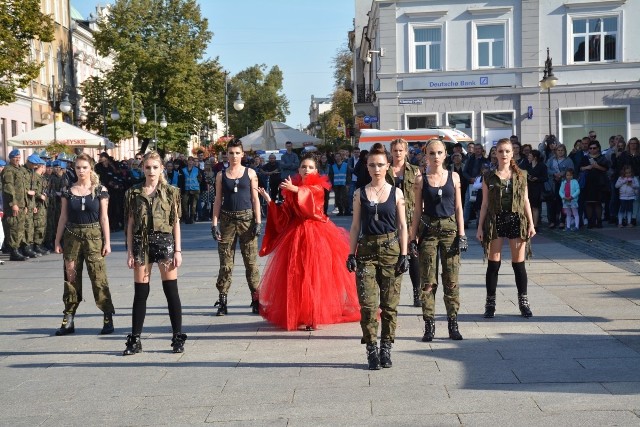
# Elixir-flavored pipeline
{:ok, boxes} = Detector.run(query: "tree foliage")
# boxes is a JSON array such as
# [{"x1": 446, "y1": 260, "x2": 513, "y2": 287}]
[
  {"x1": 83, "y1": 0, "x2": 214, "y2": 153},
  {"x1": 0, "y1": 0, "x2": 54, "y2": 105},
  {"x1": 332, "y1": 44, "x2": 352, "y2": 90},
  {"x1": 328, "y1": 43, "x2": 354, "y2": 143},
  {"x1": 228, "y1": 64, "x2": 290, "y2": 138}
]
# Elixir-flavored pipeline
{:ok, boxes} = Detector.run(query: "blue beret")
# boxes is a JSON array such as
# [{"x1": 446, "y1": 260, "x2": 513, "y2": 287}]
[
  {"x1": 58, "y1": 161, "x2": 67, "y2": 169},
  {"x1": 52, "y1": 160, "x2": 60, "y2": 167},
  {"x1": 27, "y1": 154, "x2": 43, "y2": 164},
  {"x1": 46, "y1": 161, "x2": 52, "y2": 167},
  {"x1": 0, "y1": 159, "x2": 6, "y2": 167},
  {"x1": 9, "y1": 149, "x2": 20, "y2": 159}
]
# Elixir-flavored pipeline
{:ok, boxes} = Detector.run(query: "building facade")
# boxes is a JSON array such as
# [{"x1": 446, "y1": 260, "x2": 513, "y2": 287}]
[{"x1": 354, "y1": 0, "x2": 640, "y2": 148}]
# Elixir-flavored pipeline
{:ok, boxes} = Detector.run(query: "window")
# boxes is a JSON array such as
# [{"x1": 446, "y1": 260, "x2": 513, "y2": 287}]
[
  {"x1": 411, "y1": 26, "x2": 442, "y2": 71},
  {"x1": 475, "y1": 23, "x2": 505, "y2": 68},
  {"x1": 571, "y1": 16, "x2": 618, "y2": 63},
  {"x1": 1, "y1": 118, "x2": 6, "y2": 145},
  {"x1": 447, "y1": 112, "x2": 474, "y2": 139},
  {"x1": 406, "y1": 114, "x2": 438, "y2": 129},
  {"x1": 561, "y1": 107, "x2": 626, "y2": 145},
  {"x1": 11, "y1": 120, "x2": 18, "y2": 137}
]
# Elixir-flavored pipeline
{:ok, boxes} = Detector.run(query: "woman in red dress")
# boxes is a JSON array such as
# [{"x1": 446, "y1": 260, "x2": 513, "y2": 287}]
[{"x1": 257, "y1": 154, "x2": 360, "y2": 331}]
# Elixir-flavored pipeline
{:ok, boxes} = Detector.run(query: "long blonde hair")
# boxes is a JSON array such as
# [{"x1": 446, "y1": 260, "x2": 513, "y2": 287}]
[{"x1": 143, "y1": 151, "x2": 167, "y2": 185}]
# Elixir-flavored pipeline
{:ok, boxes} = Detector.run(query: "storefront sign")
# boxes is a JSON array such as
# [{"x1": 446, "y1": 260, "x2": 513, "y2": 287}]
[
  {"x1": 399, "y1": 98, "x2": 423, "y2": 105},
  {"x1": 402, "y1": 73, "x2": 516, "y2": 91}
]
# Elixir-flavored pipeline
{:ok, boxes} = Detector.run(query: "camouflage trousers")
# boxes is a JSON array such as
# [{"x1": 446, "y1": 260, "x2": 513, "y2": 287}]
[
  {"x1": 355, "y1": 232, "x2": 402, "y2": 344},
  {"x1": 2, "y1": 207, "x2": 26, "y2": 249},
  {"x1": 61, "y1": 223, "x2": 114, "y2": 315},
  {"x1": 418, "y1": 215, "x2": 461, "y2": 320},
  {"x1": 24, "y1": 204, "x2": 35, "y2": 245},
  {"x1": 215, "y1": 209, "x2": 260, "y2": 294},
  {"x1": 32, "y1": 204, "x2": 47, "y2": 245}
]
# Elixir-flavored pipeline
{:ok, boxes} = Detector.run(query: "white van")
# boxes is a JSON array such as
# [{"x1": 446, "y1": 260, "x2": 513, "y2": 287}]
[{"x1": 358, "y1": 128, "x2": 473, "y2": 153}]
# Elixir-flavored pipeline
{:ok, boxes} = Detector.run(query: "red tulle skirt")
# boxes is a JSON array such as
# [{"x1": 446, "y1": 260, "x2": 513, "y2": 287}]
[{"x1": 259, "y1": 219, "x2": 361, "y2": 331}]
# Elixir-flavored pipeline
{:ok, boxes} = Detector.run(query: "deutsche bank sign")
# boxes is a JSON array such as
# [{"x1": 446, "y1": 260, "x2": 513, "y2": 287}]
[{"x1": 402, "y1": 74, "x2": 516, "y2": 91}]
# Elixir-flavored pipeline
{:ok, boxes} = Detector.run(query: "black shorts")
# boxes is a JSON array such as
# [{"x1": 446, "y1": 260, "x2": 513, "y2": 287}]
[
  {"x1": 496, "y1": 212, "x2": 521, "y2": 239},
  {"x1": 133, "y1": 232, "x2": 175, "y2": 264}
]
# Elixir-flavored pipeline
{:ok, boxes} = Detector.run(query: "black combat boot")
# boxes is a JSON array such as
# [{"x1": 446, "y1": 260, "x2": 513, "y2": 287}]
[
  {"x1": 250, "y1": 291, "x2": 259, "y2": 314},
  {"x1": 379, "y1": 341, "x2": 393, "y2": 368},
  {"x1": 422, "y1": 318, "x2": 435, "y2": 342},
  {"x1": 55, "y1": 313, "x2": 75, "y2": 336},
  {"x1": 448, "y1": 316, "x2": 463, "y2": 340},
  {"x1": 365, "y1": 343, "x2": 381, "y2": 370},
  {"x1": 34, "y1": 244, "x2": 49, "y2": 255},
  {"x1": 518, "y1": 294, "x2": 533, "y2": 318},
  {"x1": 215, "y1": 293, "x2": 228, "y2": 316},
  {"x1": 100, "y1": 313, "x2": 114, "y2": 335},
  {"x1": 171, "y1": 333, "x2": 188, "y2": 353},
  {"x1": 22, "y1": 244, "x2": 40, "y2": 258},
  {"x1": 412, "y1": 284, "x2": 421, "y2": 307},
  {"x1": 9, "y1": 248, "x2": 27, "y2": 261},
  {"x1": 123, "y1": 334, "x2": 142, "y2": 356},
  {"x1": 484, "y1": 296, "x2": 496, "y2": 318}
]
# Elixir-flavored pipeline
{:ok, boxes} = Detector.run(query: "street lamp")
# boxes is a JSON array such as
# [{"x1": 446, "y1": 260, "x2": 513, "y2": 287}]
[
  {"x1": 131, "y1": 96, "x2": 147, "y2": 150},
  {"x1": 540, "y1": 47, "x2": 559, "y2": 138},
  {"x1": 224, "y1": 72, "x2": 245, "y2": 136},
  {"x1": 151, "y1": 105, "x2": 168, "y2": 151}
]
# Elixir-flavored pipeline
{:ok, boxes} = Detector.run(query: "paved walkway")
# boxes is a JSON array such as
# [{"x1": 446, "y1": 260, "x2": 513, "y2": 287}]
[{"x1": 0, "y1": 218, "x2": 639, "y2": 426}]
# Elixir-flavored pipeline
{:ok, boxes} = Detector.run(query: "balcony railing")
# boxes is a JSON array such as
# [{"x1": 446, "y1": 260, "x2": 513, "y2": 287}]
[{"x1": 356, "y1": 84, "x2": 375, "y2": 103}]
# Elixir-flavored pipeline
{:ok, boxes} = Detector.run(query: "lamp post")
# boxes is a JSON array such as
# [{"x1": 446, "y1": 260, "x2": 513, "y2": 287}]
[
  {"x1": 152, "y1": 104, "x2": 168, "y2": 151},
  {"x1": 224, "y1": 72, "x2": 245, "y2": 137},
  {"x1": 539, "y1": 47, "x2": 559, "y2": 138},
  {"x1": 131, "y1": 96, "x2": 147, "y2": 151}
]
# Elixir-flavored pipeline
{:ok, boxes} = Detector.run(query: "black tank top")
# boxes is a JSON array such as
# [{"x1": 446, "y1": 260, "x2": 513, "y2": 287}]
[
  {"x1": 361, "y1": 185, "x2": 397, "y2": 235},
  {"x1": 221, "y1": 168, "x2": 252, "y2": 211},
  {"x1": 63, "y1": 187, "x2": 109, "y2": 224},
  {"x1": 423, "y1": 171, "x2": 455, "y2": 218}
]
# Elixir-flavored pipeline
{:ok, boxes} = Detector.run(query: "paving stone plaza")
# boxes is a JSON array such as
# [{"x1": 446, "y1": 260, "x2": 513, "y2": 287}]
[{"x1": 1, "y1": 219, "x2": 639, "y2": 426}]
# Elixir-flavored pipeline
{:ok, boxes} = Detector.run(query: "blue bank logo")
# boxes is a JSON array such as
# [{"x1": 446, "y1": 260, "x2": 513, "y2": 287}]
[{"x1": 480, "y1": 77, "x2": 489, "y2": 86}]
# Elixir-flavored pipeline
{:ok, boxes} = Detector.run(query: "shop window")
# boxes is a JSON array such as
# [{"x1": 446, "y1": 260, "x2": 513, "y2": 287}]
[
  {"x1": 481, "y1": 111, "x2": 514, "y2": 149},
  {"x1": 561, "y1": 108, "x2": 626, "y2": 145},
  {"x1": 406, "y1": 114, "x2": 438, "y2": 129},
  {"x1": 447, "y1": 112, "x2": 474, "y2": 139}
]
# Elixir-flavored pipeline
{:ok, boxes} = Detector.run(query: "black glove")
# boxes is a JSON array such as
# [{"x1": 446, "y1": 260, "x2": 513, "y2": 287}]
[
  {"x1": 211, "y1": 225, "x2": 221, "y2": 241},
  {"x1": 409, "y1": 241, "x2": 419, "y2": 258},
  {"x1": 454, "y1": 235, "x2": 468, "y2": 254},
  {"x1": 251, "y1": 222, "x2": 262, "y2": 238},
  {"x1": 346, "y1": 254, "x2": 357, "y2": 273},
  {"x1": 395, "y1": 255, "x2": 410, "y2": 275}
]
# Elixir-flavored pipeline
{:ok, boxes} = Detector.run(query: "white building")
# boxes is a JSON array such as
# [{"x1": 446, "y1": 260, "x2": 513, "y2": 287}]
[{"x1": 354, "y1": 0, "x2": 640, "y2": 148}]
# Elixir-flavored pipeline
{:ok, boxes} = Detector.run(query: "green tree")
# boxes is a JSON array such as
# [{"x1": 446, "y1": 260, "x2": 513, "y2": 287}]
[
  {"x1": 330, "y1": 44, "x2": 354, "y2": 143},
  {"x1": 0, "y1": 0, "x2": 54, "y2": 105},
  {"x1": 228, "y1": 64, "x2": 289, "y2": 138},
  {"x1": 83, "y1": 0, "x2": 213, "y2": 153},
  {"x1": 332, "y1": 44, "x2": 352, "y2": 89}
]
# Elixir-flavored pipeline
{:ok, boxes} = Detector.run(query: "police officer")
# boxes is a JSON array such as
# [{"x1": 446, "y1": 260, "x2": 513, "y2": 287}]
[
  {"x1": 347, "y1": 143, "x2": 408, "y2": 370},
  {"x1": 54, "y1": 153, "x2": 115, "y2": 336},
  {"x1": 410, "y1": 139, "x2": 467, "y2": 342},
  {"x1": 386, "y1": 138, "x2": 422, "y2": 307},
  {"x1": 2, "y1": 150, "x2": 31, "y2": 261},
  {"x1": 211, "y1": 140, "x2": 261, "y2": 316}
]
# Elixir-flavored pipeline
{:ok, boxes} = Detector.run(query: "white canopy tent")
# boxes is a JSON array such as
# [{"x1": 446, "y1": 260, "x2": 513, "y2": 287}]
[
  {"x1": 8, "y1": 121, "x2": 112, "y2": 149},
  {"x1": 240, "y1": 120, "x2": 321, "y2": 151}
]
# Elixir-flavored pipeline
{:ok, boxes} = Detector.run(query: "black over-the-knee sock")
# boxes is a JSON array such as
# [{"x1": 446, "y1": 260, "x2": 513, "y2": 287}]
[
  {"x1": 132, "y1": 282, "x2": 150, "y2": 336},
  {"x1": 512, "y1": 261, "x2": 528, "y2": 295},
  {"x1": 486, "y1": 260, "x2": 501, "y2": 296},
  {"x1": 162, "y1": 279, "x2": 182, "y2": 333}
]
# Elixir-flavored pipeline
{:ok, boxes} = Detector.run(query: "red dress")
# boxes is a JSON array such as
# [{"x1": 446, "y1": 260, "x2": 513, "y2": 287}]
[{"x1": 259, "y1": 173, "x2": 360, "y2": 330}]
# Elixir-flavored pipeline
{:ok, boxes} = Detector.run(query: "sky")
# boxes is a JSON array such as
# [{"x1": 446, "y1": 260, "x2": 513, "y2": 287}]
[{"x1": 72, "y1": 1, "x2": 355, "y2": 133}]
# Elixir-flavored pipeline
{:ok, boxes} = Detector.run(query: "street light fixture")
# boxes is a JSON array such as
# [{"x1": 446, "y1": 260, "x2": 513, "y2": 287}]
[
  {"x1": 224, "y1": 72, "x2": 246, "y2": 136},
  {"x1": 60, "y1": 94, "x2": 72, "y2": 114},
  {"x1": 540, "y1": 47, "x2": 559, "y2": 137}
]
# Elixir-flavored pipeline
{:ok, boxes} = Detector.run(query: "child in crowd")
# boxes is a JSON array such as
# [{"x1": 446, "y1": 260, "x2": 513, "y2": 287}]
[
  {"x1": 615, "y1": 165, "x2": 639, "y2": 227},
  {"x1": 559, "y1": 168, "x2": 580, "y2": 231}
]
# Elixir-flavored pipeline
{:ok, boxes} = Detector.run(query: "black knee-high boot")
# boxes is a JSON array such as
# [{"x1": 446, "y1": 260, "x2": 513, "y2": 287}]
[
  {"x1": 484, "y1": 260, "x2": 501, "y2": 318},
  {"x1": 162, "y1": 279, "x2": 182, "y2": 334},
  {"x1": 512, "y1": 262, "x2": 532, "y2": 317}
]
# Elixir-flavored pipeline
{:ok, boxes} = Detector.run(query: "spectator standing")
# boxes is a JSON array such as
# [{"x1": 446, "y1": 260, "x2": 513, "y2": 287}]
[
  {"x1": 279, "y1": 141, "x2": 299, "y2": 199},
  {"x1": 462, "y1": 144, "x2": 486, "y2": 227},
  {"x1": 329, "y1": 152, "x2": 349, "y2": 216},
  {"x1": 579, "y1": 140, "x2": 610, "y2": 228}
]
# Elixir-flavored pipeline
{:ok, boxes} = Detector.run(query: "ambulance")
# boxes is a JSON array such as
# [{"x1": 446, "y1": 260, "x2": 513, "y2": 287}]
[{"x1": 357, "y1": 128, "x2": 473, "y2": 153}]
